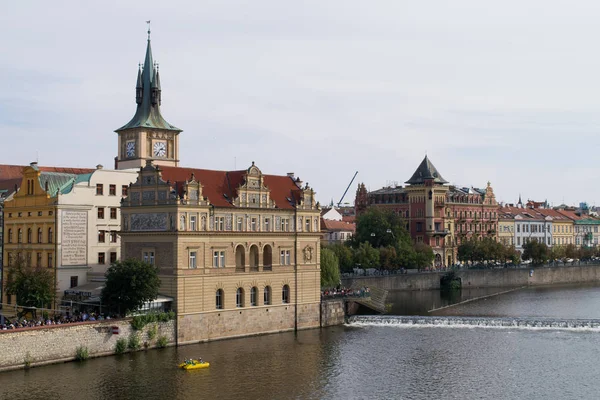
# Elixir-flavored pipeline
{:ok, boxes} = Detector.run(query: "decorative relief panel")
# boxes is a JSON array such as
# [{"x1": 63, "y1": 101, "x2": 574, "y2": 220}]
[
  {"x1": 225, "y1": 215, "x2": 232, "y2": 231},
  {"x1": 158, "y1": 191, "x2": 167, "y2": 201},
  {"x1": 275, "y1": 216, "x2": 281, "y2": 231},
  {"x1": 130, "y1": 213, "x2": 168, "y2": 231},
  {"x1": 142, "y1": 191, "x2": 155, "y2": 201},
  {"x1": 144, "y1": 176, "x2": 156, "y2": 185},
  {"x1": 250, "y1": 194, "x2": 259, "y2": 205},
  {"x1": 131, "y1": 192, "x2": 140, "y2": 202},
  {"x1": 201, "y1": 215, "x2": 207, "y2": 230},
  {"x1": 189, "y1": 189, "x2": 198, "y2": 200},
  {"x1": 209, "y1": 216, "x2": 214, "y2": 230},
  {"x1": 261, "y1": 194, "x2": 267, "y2": 204},
  {"x1": 242, "y1": 194, "x2": 247, "y2": 203},
  {"x1": 298, "y1": 217, "x2": 303, "y2": 232}
]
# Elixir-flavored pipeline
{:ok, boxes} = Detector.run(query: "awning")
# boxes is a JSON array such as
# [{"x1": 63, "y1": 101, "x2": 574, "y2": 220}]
[{"x1": 64, "y1": 282, "x2": 105, "y2": 298}]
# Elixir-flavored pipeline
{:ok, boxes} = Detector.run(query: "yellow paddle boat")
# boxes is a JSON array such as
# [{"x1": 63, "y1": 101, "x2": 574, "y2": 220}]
[{"x1": 178, "y1": 359, "x2": 210, "y2": 370}]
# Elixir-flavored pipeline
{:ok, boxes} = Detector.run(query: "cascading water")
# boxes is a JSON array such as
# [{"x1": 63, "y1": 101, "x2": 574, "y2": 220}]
[{"x1": 348, "y1": 315, "x2": 600, "y2": 331}]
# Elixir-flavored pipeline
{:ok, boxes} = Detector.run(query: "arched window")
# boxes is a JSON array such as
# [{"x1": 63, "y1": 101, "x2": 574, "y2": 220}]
[
  {"x1": 263, "y1": 245, "x2": 272, "y2": 268},
  {"x1": 249, "y1": 245, "x2": 259, "y2": 271},
  {"x1": 250, "y1": 287, "x2": 258, "y2": 306},
  {"x1": 282, "y1": 285, "x2": 290, "y2": 304},
  {"x1": 216, "y1": 289, "x2": 224, "y2": 310},
  {"x1": 8, "y1": 229, "x2": 12, "y2": 243},
  {"x1": 37, "y1": 228, "x2": 42, "y2": 243},
  {"x1": 48, "y1": 227, "x2": 53, "y2": 243},
  {"x1": 264, "y1": 286, "x2": 271, "y2": 305},
  {"x1": 27, "y1": 228, "x2": 32, "y2": 243},
  {"x1": 236, "y1": 288, "x2": 244, "y2": 308},
  {"x1": 18, "y1": 229, "x2": 22, "y2": 243},
  {"x1": 235, "y1": 245, "x2": 245, "y2": 272}
]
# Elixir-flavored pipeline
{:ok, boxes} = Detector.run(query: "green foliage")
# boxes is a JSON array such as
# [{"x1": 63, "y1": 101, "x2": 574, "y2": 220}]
[
  {"x1": 379, "y1": 246, "x2": 397, "y2": 270},
  {"x1": 353, "y1": 208, "x2": 411, "y2": 249},
  {"x1": 440, "y1": 271, "x2": 462, "y2": 292},
  {"x1": 550, "y1": 245, "x2": 566, "y2": 261},
  {"x1": 5, "y1": 256, "x2": 55, "y2": 311},
  {"x1": 75, "y1": 346, "x2": 89, "y2": 361},
  {"x1": 157, "y1": 335, "x2": 168, "y2": 348},
  {"x1": 565, "y1": 244, "x2": 578, "y2": 259},
  {"x1": 128, "y1": 334, "x2": 141, "y2": 351},
  {"x1": 413, "y1": 243, "x2": 435, "y2": 269},
  {"x1": 101, "y1": 259, "x2": 161, "y2": 317},
  {"x1": 147, "y1": 324, "x2": 158, "y2": 341},
  {"x1": 353, "y1": 242, "x2": 380, "y2": 269},
  {"x1": 327, "y1": 243, "x2": 354, "y2": 273},
  {"x1": 320, "y1": 248, "x2": 341, "y2": 288},
  {"x1": 522, "y1": 239, "x2": 549, "y2": 265},
  {"x1": 131, "y1": 311, "x2": 175, "y2": 330},
  {"x1": 115, "y1": 338, "x2": 127, "y2": 354},
  {"x1": 458, "y1": 239, "x2": 521, "y2": 265}
]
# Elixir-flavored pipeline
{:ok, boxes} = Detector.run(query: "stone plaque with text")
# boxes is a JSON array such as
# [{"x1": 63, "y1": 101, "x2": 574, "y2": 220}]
[{"x1": 61, "y1": 210, "x2": 88, "y2": 266}]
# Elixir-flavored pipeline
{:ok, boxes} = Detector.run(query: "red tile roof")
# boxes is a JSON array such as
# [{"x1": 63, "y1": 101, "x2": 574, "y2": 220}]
[
  {"x1": 321, "y1": 218, "x2": 356, "y2": 233},
  {"x1": 0, "y1": 164, "x2": 94, "y2": 180},
  {"x1": 158, "y1": 166, "x2": 302, "y2": 209}
]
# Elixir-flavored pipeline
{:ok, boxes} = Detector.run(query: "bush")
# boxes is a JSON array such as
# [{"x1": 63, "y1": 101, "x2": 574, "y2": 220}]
[
  {"x1": 24, "y1": 352, "x2": 32, "y2": 369},
  {"x1": 157, "y1": 335, "x2": 168, "y2": 348},
  {"x1": 75, "y1": 346, "x2": 89, "y2": 361},
  {"x1": 131, "y1": 311, "x2": 175, "y2": 330},
  {"x1": 147, "y1": 324, "x2": 158, "y2": 341},
  {"x1": 128, "y1": 334, "x2": 141, "y2": 351},
  {"x1": 115, "y1": 338, "x2": 127, "y2": 354}
]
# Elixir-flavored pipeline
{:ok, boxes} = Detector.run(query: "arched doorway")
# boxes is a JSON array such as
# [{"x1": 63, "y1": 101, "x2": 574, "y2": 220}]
[
  {"x1": 249, "y1": 245, "x2": 259, "y2": 271},
  {"x1": 435, "y1": 253, "x2": 442, "y2": 269},
  {"x1": 235, "y1": 245, "x2": 245, "y2": 272},
  {"x1": 263, "y1": 245, "x2": 272, "y2": 271}
]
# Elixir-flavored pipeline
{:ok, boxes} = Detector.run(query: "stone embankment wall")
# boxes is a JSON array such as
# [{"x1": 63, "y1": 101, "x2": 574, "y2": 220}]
[
  {"x1": 320, "y1": 299, "x2": 345, "y2": 327},
  {"x1": 0, "y1": 319, "x2": 175, "y2": 372},
  {"x1": 342, "y1": 265, "x2": 600, "y2": 291}
]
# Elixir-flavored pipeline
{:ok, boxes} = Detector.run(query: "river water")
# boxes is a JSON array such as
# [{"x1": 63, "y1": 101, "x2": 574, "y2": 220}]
[{"x1": 2, "y1": 284, "x2": 600, "y2": 399}]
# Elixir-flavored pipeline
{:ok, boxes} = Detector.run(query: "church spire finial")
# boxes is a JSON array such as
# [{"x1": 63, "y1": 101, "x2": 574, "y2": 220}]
[{"x1": 146, "y1": 20, "x2": 151, "y2": 40}]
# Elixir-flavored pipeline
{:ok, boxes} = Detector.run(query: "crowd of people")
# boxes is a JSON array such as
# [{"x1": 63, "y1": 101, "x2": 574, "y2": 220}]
[
  {"x1": 0, "y1": 312, "x2": 115, "y2": 330},
  {"x1": 321, "y1": 286, "x2": 370, "y2": 299}
]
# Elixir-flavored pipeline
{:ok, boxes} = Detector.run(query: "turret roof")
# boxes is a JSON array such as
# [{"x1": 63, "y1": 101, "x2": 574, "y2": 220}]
[{"x1": 405, "y1": 156, "x2": 448, "y2": 185}]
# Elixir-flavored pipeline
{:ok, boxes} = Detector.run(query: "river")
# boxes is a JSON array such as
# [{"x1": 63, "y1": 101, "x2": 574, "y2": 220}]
[{"x1": 2, "y1": 284, "x2": 600, "y2": 399}]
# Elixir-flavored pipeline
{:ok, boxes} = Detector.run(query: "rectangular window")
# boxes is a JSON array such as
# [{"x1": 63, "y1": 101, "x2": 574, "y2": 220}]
[
  {"x1": 251, "y1": 217, "x2": 257, "y2": 232},
  {"x1": 265, "y1": 218, "x2": 270, "y2": 231},
  {"x1": 281, "y1": 218, "x2": 289, "y2": 232},
  {"x1": 110, "y1": 231, "x2": 117, "y2": 243},
  {"x1": 435, "y1": 237, "x2": 440, "y2": 246},
  {"x1": 190, "y1": 216, "x2": 197, "y2": 231},
  {"x1": 96, "y1": 184, "x2": 103, "y2": 195},
  {"x1": 143, "y1": 251, "x2": 155, "y2": 265},
  {"x1": 280, "y1": 250, "x2": 291, "y2": 265},
  {"x1": 109, "y1": 184, "x2": 116, "y2": 196},
  {"x1": 517, "y1": 237, "x2": 521, "y2": 246},
  {"x1": 110, "y1": 252, "x2": 117, "y2": 263},
  {"x1": 110, "y1": 208, "x2": 117, "y2": 219},
  {"x1": 517, "y1": 225, "x2": 520, "y2": 233},
  {"x1": 285, "y1": 250, "x2": 291, "y2": 265},
  {"x1": 36, "y1": 252, "x2": 42, "y2": 267},
  {"x1": 305, "y1": 219, "x2": 311, "y2": 232},
  {"x1": 416, "y1": 222, "x2": 422, "y2": 232},
  {"x1": 122, "y1": 185, "x2": 128, "y2": 196},
  {"x1": 98, "y1": 230, "x2": 105, "y2": 243},
  {"x1": 70, "y1": 276, "x2": 78, "y2": 288},
  {"x1": 216, "y1": 217, "x2": 225, "y2": 231},
  {"x1": 98, "y1": 252, "x2": 105, "y2": 264},
  {"x1": 189, "y1": 251, "x2": 197, "y2": 269},
  {"x1": 237, "y1": 217, "x2": 243, "y2": 231},
  {"x1": 213, "y1": 251, "x2": 225, "y2": 267},
  {"x1": 48, "y1": 253, "x2": 53, "y2": 268},
  {"x1": 98, "y1": 207, "x2": 104, "y2": 219}
]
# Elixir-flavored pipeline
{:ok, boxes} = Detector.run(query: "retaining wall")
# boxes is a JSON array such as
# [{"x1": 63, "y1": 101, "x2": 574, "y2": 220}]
[
  {"x1": 0, "y1": 319, "x2": 175, "y2": 372},
  {"x1": 320, "y1": 299, "x2": 345, "y2": 327},
  {"x1": 342, "y1": 264, "x2": 600, "y2": 291}
]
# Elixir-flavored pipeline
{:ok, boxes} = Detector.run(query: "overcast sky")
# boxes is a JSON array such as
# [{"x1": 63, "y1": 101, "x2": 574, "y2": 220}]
[{"x1": 2, "y1": 1, "x2": 600, "y2": 207}]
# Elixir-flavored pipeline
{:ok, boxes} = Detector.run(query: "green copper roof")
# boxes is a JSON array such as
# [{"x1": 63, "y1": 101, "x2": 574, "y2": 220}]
[
  {"x1": 116, "y1": 38, "x2": 181, "y2": 132},
  {"x1": 38, "y1": 172, "x2": 77, "y2": 197},
  {"x1": 406, "y1": 156, "x2": 448, "y2": 185}
]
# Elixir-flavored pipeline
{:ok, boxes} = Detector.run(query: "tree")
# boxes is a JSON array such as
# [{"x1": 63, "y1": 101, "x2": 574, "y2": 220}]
[
  {"x1": 327, "y1": 243, "x2": 354, "y2": 273},
  {"x1": 5, "y1": 256, "x2": 55, "y2": 316},
  {"x1": 550, "y1": 245, "x2": 566, "y2": 261},
  {"x1": 353, "y1": 208, "x2": 411, "y2": 249},
  {"x1": 413, "y1": 243, "x2": 434, "y2": 269},
  {"x1": 379, "y1": 246, "x2": 398, "y2": 270},
  {"x1": 522, "y1": 239, "x2": 549, "y2": 265},
  {"x1": 101, "y1": 259, "x2": 161, "y2": 317},
  {"x1": 353, "y1": 242, "x2": 380, "y2": 269},
  {"x1": 320, "y1": 248, "x2": 340, "y2": 288},
  {"x1": 565, "y1": 244, "x2": 578, "y2": 259}
]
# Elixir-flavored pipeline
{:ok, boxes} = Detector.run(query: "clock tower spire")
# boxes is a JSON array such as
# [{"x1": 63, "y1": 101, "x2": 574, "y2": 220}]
[{"x1": 115, "y1": 26, "x2": 182, "y2": 170}]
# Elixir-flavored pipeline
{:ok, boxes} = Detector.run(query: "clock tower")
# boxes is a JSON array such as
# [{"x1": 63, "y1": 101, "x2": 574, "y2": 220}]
[{"x1": 115, "y1": 28, "x2": 182, "y2": 170}]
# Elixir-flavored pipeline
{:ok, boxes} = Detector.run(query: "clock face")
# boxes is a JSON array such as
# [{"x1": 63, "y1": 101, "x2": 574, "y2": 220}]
[
  {"x1": 126, "y1": 141, "x2": 135, "y2": 158},
  {"x1": 153, "y1": 141, "x2": 167, "y2": 157}
]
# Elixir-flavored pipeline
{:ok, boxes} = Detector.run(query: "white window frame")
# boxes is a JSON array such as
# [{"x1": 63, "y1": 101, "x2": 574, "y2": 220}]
[
  {"x1": 213, "y1": 250, "x2": 225, "y2": 268},
  {"x1": 143, "y1": 250, "x2": 155, "y2": 265},
  {"x1": 189, "y1": 251, "x2": 197, "y2": 269},
  {"x1": 190, "y1": 215, "x2": 197, "y2": 231}
]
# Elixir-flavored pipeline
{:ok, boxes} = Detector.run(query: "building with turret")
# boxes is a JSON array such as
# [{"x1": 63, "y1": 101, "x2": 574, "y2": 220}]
[
  {"x1": 355, "y1": 156, "x2": 499, "y2": 267},
  {"x1": 117, "y1": 32, "x2": 322, "y2": 344}
]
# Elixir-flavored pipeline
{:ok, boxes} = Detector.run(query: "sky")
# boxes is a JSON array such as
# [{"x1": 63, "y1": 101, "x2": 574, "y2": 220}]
[{"x1": 2, "y1": 1, "x2": 600, "y2": 207}]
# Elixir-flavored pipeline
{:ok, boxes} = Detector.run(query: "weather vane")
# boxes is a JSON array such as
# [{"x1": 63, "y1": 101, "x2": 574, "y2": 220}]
[{"x1": 146, "y1": 20, "x2": 151, "y2": 40}]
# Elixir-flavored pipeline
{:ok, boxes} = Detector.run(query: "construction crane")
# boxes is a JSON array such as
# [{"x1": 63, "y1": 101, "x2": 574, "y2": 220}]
[{"x1": 337, "y1": 171, "x2": 359, "y2": 208}]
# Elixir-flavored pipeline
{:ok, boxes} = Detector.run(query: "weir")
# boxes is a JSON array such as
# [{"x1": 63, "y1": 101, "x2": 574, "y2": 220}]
[{"x1": 348, "y1": 315, "x2": 600, "y2": 331}]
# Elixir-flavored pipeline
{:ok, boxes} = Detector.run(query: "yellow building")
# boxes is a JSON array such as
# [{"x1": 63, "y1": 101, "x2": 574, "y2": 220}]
[
  {"x1": 498, "y1": 215, "x2": 515, "y2": 247},
  {"x1": 2, "y1": 164, "x2": 82, "y2": 307},
  {"x1": 537, "y1": 209, "x2": 574, "y2": 247},
  {"x1": 117, "y1": 34, "x2": 322, "y2": 344}
]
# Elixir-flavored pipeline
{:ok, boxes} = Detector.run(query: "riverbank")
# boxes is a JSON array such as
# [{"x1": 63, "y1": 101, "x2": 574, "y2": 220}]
[{"x1": 342, "y1": 264, "x2": 600, "y2": 291}]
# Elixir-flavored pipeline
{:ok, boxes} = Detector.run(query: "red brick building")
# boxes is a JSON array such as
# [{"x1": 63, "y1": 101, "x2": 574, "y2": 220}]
[{"x1": 355, "y1": 156, "x2": 499, "y2": 267}]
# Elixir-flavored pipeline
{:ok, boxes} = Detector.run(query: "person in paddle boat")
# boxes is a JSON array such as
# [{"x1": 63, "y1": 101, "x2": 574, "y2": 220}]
[{"x1": 199, "y1": 357, "x2": 203, "y2": 364}]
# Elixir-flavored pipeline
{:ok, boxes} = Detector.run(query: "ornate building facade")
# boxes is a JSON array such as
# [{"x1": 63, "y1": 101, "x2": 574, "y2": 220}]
[
  {"x1": 355, "y1": 156, "x2": 499, "y2": 267},
  {"x1": 118, "y1": 34, "x2": 322, "y2": 343}
]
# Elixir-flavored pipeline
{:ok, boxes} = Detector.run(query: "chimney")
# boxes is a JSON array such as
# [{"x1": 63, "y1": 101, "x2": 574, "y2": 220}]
[
  {"x1": 30, "y1": 161, "x2": 38, "y2": 167},
  {"x1": 96, "y1": 164, "x2": 103, "y2": 170},
  {"x1": 287, "y1": 172, "x2": 295, "y2": 179}
]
